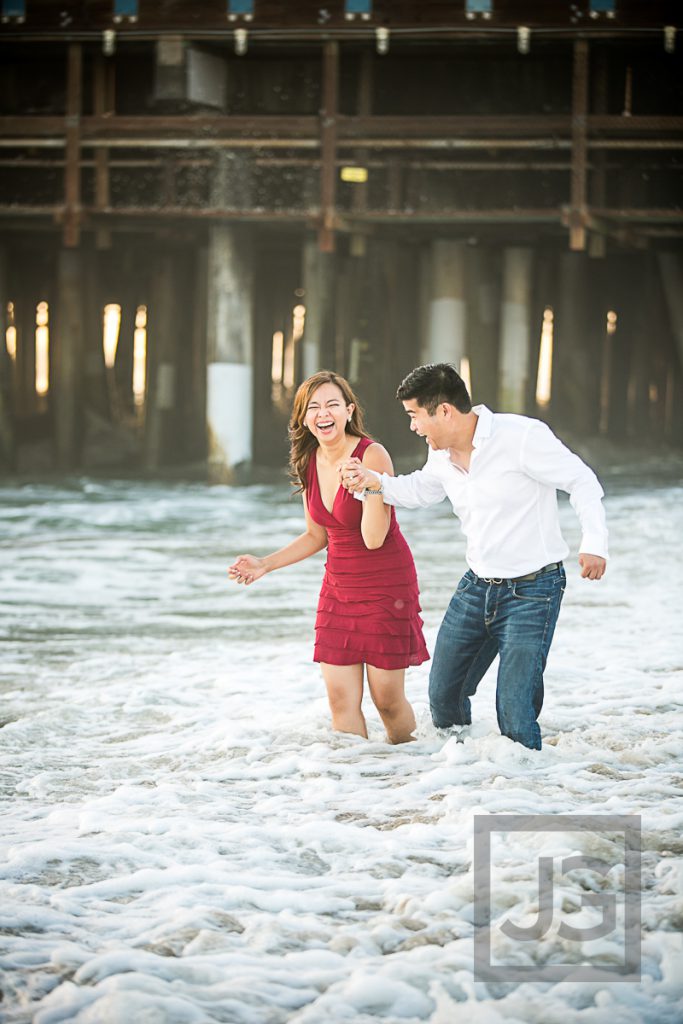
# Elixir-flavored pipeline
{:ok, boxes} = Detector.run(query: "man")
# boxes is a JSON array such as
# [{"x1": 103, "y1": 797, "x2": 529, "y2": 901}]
[{"x1": 341, "y1": 363, "x2": 607, "y2": 751}]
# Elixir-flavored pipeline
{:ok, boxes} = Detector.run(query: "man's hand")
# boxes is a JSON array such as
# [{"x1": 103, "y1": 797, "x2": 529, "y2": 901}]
[
  {"x1": 578, "y1": 553, "x2": 606, "y2": 580},
  {"x1": 340, "y1": 457, "x2": 380, "y2": 493}
]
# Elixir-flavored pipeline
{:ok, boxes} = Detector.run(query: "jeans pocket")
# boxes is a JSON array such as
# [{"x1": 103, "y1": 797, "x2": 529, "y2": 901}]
[
  {"x1": 511, "y1": 580, "x2": 553, "y2": 602},
  {"x1": 456, "y1": 575, "x2": 475, "y2": 595}
]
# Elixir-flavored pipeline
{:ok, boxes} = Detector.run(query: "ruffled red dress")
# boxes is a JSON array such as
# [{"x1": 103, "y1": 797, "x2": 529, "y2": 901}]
[{"x1": 306, "y1": 437, "x2": 430, "y2": 670}]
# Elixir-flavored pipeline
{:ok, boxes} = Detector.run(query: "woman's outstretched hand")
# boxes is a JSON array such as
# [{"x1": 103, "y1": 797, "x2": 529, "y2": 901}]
[{"x1": 228, "y1": 554, "x2": 267, "y2": 586}]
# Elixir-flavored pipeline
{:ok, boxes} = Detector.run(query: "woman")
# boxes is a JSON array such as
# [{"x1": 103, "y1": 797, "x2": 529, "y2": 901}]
[{"x1": 229, "y1": 371, "x2": 428, "y2": 744}]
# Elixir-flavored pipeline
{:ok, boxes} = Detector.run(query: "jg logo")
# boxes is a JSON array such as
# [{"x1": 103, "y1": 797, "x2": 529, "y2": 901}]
[{"x1": 473, "y1": 814, "x2": 641, "y2": 982}]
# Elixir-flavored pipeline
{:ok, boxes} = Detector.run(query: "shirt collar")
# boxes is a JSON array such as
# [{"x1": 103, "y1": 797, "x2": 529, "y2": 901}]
[{"x1": 471, "y1": 405, "x2": 493, "y2": 448}]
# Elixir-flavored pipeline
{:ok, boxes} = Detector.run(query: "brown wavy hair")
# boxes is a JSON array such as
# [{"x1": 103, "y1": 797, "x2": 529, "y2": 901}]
[{"x1": 289, "y1": 371, "x2": 370, "y2": 493}]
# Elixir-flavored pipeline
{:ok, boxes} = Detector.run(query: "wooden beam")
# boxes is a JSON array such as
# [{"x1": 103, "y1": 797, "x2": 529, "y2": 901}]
[
  {"x1": 569, "y1": 40, "x2": 589, "y2": 251},
  {"x1": 319, "y1": 41, "x2": 339, "y2": 253},
  {"x1": 64, "y1": 43, "x2": 82, "y2": 247},
  {"x1": 351, "y1": 51, "x2": 373, "y2": 215},
  {"x1": 93, "y1": 55, "x2": 115, "y2": 248},
  {"x1": 55, "y1": 248, "x2": 84, "y2": 466},
  {"x1": 0, "y1": 2, "x2": 679, "y2": 38},
  {"x1": 0, "y1": 247, "x2": 16, "y2": 470},
  {"x1": 1, "y1": 113, "x2": 682, "y2": 146},
  {"x1": 589, "y1": 49, "x2": 609, "y2": 258}
]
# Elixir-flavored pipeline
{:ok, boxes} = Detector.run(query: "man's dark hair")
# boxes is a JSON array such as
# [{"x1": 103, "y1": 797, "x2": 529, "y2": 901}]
[{"x1": 396, "y1": 363, "x2": 472, "y2": 415}]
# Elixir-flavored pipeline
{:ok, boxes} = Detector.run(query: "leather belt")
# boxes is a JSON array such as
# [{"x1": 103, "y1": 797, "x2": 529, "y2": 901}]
[{"x1": 481, "y1": 561, "x2": 562, "y2": 585}]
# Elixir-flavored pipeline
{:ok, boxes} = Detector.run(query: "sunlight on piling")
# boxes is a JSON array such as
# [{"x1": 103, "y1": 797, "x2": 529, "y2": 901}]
[
  {"x1": 271, "y1": 330, "x2": 284, "y2": 385},
  {"x1": 5, "y1": 301, "x2": 16, "y2": 361},
  {"x1": 460, "y1": 356, "x2": 472, "y2": 396},
  {"x1": 600, "y1": 309, "x2": 618, "y2": 433},
  {"x1": 283, "y1": 304, "x2": 305, "y2": 390},
  {"x1": 133, "y1": 305, "x2": 147, "y2": 407},
  {"x1": 103, "y1": 304, "x2": 121, "y2": 369},
  {"x1": 292, "y1": 304, "x2": 306, "y2": 342},
  {"x1": 536, "y1": 306, "x2": 554, "y2": 407},
  {"x1": 35, "y1": 301, "x2": 49, "y2": 397}
]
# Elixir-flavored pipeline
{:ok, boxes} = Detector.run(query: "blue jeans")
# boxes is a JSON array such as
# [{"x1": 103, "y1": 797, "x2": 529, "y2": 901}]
[{"x1": 428, "y1": 566, "x2": 566, "y2": 750}]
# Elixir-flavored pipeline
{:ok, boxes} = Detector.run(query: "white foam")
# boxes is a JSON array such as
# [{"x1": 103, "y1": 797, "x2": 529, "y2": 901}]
[{"x1": 1, "y1": 476, "x2": 682, "y2": 1022}]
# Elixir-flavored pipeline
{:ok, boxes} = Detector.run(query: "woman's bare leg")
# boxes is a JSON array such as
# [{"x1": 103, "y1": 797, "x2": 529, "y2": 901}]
[
  {"x1": 367, "y1": 666, "x2": 416, "y2": 744},
  {"x1": 321, "y1": 662, "x2": 367, "y2": 738}
]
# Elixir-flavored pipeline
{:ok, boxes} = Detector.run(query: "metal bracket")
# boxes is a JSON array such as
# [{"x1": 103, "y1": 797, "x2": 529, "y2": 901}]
[
  {"x1": 345, "y1": 0, "x2": 372, "y2": 20},
  {"x1": 465, "y1": 0, "x2": 493, "y2": 20},
  {"x1": 113, "y1": 0, "x2": 138, "y2": 24},
  {"x1": 227, "y1": 0, "x2": 254, "y2": 21},
  {"x1": 1, "y1": 0, "x2": 26, "y2": 23},
  {"x1": 589, "y1": 0, "x2": 616, "y2": 19}
]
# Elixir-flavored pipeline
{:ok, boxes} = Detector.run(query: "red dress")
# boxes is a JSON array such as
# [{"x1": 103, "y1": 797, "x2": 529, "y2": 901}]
[{"x1": 306, "y1": 437, "x2": 430, "y2": 670}]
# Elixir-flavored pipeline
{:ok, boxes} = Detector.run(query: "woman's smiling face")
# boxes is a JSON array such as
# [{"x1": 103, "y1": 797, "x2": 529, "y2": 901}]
[{"x1": 305, "y1": 382, "x2": 354, "y2": 444}]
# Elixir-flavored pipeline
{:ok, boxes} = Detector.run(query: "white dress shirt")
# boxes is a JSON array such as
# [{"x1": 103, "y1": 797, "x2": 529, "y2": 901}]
[{"x1": 367, "y1": 405, "x2": 608, "y2": 579}]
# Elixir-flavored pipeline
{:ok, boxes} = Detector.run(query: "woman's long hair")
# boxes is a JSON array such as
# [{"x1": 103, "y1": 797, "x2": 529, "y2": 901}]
[{"x1": 289, "y1": 371, "x2": 369, "y2": 493}]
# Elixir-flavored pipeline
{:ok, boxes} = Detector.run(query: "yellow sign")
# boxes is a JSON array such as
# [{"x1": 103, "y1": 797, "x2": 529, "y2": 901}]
[{"x1": 340, "y1": 166, "x2": 368, "y2": 183}]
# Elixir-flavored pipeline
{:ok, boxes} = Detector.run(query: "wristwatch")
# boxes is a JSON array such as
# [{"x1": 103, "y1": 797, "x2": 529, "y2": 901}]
[{"x1": 365, "y1": 485, "x2": 384, "y2": 495}]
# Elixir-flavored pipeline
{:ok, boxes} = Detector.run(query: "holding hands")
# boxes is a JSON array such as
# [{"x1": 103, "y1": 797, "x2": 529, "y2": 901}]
[{"x1": 339, "y1": 457, "x2": 380, "y2": 493}]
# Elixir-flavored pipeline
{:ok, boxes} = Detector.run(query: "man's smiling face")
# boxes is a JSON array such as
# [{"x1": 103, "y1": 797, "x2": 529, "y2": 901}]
[{"x1": 402, "y1": 398, "x2": 453, "y2": 450}]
